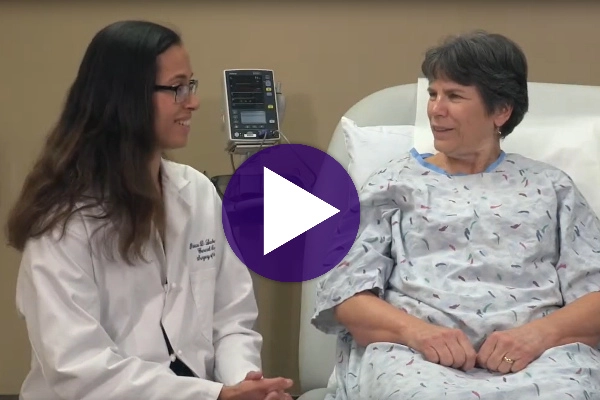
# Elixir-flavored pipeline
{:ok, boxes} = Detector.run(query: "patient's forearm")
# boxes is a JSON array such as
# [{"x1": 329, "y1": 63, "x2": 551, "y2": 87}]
[
  {"x1": 535, "y1": 292, "x2": 600, "y2": 349},
  {"x1": 555, "y1": 335, "x2": 600, "y2": 348},
  {"x1": 334, "y1": 291, "x2": 424, "y2": 347}
]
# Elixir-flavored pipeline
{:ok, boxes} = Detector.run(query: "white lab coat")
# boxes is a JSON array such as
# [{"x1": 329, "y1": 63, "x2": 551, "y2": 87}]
[{"x1": 15, "y1": 159, "x2": 262, "y2": 400}]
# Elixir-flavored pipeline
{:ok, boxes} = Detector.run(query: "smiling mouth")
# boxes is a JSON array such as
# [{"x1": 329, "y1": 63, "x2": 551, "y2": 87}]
[{"x1": 176, "y1": 120, "x2": 190, "y2": 127}]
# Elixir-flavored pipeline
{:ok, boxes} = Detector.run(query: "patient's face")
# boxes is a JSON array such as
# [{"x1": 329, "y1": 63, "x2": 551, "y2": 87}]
[{"x1": 426, "y1": 78, "x2": 507, "y2": 157}]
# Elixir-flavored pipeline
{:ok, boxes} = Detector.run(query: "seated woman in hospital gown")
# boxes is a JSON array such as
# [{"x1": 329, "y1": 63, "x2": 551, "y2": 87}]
[{"x1": 312, "y1": 31, "x2": 600, "y2": 400}]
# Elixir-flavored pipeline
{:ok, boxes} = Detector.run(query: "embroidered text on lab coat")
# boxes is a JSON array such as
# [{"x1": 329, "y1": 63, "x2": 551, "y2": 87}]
[{"x1": 190, "y1": 239, "x2": 216, "y2": 261}]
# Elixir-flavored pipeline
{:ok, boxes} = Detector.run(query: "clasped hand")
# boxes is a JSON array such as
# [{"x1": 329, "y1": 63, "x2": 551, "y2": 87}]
[
  {"x1": 407, "y1": 321, "x2": 549, "y2": 374},
  {"x1": 218, "y1": 371, "x2": 293, "y2": 400}
]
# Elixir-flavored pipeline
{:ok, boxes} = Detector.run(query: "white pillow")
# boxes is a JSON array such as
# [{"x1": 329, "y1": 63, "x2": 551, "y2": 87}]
[
  {"x1": 502, "y1": 117, "x2": 600, "y2": 215},
  {"x1": 341, "y1": 116, "x2": 414, "y2": 189},
  {"x1": 412, "y1": 79, "x2": 600, "y2": 215}
]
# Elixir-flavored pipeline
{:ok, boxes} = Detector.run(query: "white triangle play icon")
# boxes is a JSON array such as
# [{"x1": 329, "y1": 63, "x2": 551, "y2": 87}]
[{"x1": 263, "y1": 167, "x2": 340, "y2": 255}]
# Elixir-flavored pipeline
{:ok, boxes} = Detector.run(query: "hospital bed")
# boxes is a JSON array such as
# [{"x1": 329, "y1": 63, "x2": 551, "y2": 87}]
[{"x1": 296, "y1": 79, "x2": 600, "y2": 400}]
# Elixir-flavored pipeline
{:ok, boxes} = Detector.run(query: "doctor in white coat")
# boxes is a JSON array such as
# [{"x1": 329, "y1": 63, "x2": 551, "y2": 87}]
[{"x1": 6, "y1": 20, "x2": 293, "y2": 400}]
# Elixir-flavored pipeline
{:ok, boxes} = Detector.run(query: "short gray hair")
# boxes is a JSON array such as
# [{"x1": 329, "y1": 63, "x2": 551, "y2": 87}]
[{"x1": 421, "y1": 30, "x2": 529, "y2": 138}]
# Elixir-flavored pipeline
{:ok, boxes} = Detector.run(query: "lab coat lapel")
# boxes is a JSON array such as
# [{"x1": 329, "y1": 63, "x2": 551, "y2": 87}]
[
  {"x1": 161, "y1": 159, "x2": 192, "y2": 255},
  {"x1": 160, "y1": 160, "x2": 192, "y2": 346}
]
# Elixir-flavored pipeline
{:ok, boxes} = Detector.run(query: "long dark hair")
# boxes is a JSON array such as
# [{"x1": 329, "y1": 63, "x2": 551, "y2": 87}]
[{"x1": 6, "y1": 20, "x2": 182, "y2": 264}]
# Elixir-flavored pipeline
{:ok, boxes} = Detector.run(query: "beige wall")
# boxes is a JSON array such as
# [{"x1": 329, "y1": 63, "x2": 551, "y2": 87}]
[{"x1": 1, "y1": 0, "x2": 599, "y2": 395}]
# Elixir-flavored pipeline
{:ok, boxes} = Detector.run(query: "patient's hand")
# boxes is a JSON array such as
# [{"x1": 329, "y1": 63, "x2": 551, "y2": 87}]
[
  {"x1": 405, "y1": 321, "x2": 477, "y2": 371},
  {"x1": 477, "y1": 322, "x2": 548, "y2": 374}
]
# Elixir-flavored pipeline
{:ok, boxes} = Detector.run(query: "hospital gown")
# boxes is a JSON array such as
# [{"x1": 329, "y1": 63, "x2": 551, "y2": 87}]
[{"x1": 312, "y1": 148, "x2": 600, "y2": 400}]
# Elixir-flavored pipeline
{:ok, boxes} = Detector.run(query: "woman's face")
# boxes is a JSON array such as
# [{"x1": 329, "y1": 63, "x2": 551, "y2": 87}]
[
  {"x1": 426, "y1": 78, "x2": 511, "y2": 157},
  {"x1": 153, "y1": 44, "x2": 200, "y2": 151}
]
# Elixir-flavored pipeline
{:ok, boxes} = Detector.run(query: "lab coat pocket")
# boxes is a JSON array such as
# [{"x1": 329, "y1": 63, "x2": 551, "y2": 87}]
[{"x1": 188, "y1": 266, "x2": 218, "y2": 343}]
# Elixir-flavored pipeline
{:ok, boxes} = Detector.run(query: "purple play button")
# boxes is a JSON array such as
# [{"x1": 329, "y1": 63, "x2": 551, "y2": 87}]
[{"x1": 221, "y1": 144, "x2": 360, "y2": 282}]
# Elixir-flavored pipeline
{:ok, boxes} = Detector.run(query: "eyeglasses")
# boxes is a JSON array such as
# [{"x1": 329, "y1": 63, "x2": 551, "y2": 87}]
[{"x1": 155, "y1": 79, "x2": 198, "y2": 103}]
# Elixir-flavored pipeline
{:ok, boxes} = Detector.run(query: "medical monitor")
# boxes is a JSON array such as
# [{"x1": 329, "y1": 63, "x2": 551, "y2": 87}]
[{"x1": 223, "y1": 69, "x2": 281, "y2": 154}]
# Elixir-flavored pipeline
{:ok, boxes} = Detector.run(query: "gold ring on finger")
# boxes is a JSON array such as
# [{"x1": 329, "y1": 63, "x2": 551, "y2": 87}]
[{"x1": 503, "y1": 356, "x2": 515, "y2": 364}]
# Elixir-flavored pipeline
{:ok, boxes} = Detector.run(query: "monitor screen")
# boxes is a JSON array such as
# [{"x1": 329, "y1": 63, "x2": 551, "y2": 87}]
[
  {"x1": 240, "y1": 110, "x2": 267, "y2": 124},
  {"x1": 229, "y1": 74, "x2": 263, "y2": 93}
]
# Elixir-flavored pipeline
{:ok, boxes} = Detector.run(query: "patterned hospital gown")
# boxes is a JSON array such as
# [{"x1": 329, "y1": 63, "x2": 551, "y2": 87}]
[{"x1": 312, "y1": 148, "x2": 600, "y2": 400}]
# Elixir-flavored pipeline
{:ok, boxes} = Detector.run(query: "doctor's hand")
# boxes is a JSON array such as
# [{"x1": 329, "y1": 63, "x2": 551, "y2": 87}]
[
  {"x1": 243, "y1": 371, "x2": 264, "y2": 381},
  {"x1": 242, "y1": 371, "x2": 293, "y2": 400},
  {"x1": 218, "y1": 373, "x2": 293, "y2": 400}
]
